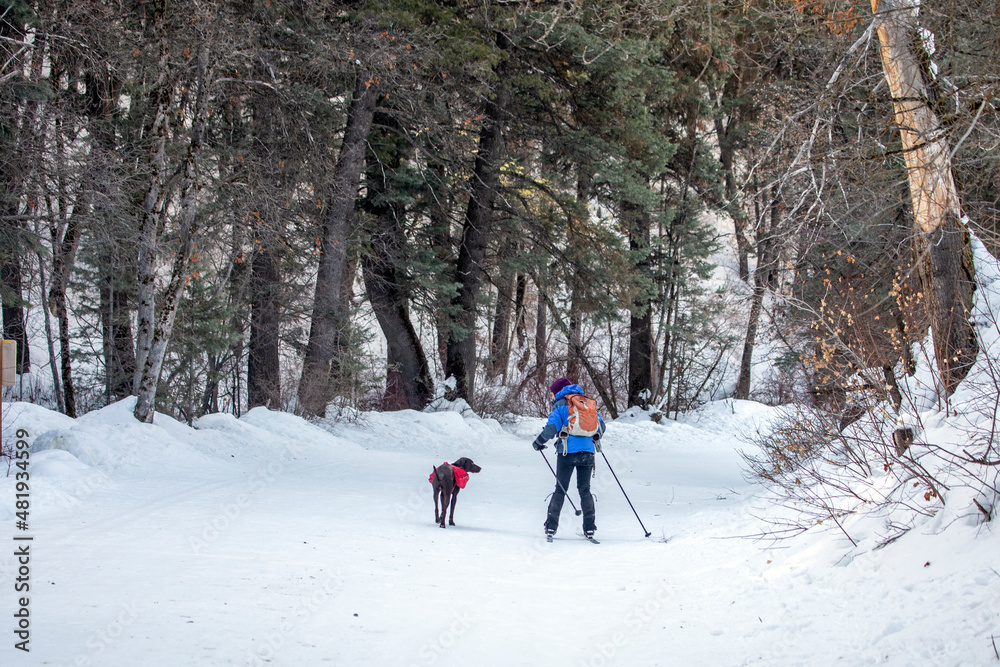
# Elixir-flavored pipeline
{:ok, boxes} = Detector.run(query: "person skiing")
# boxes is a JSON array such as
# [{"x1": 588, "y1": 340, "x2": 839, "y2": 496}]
[{"x1": 532, "y1": 377, "x2": 606, "y2": 541}]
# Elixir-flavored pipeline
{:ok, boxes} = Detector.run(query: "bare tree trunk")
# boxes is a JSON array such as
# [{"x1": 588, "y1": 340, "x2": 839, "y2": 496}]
[
  {"x1": 363, "y1": 253, "x2": 433, "y2": 410},
  {"x1": 247, "y1": 222, "x2": 281, "y2": 409},
  {"x1": 100, "y1": 265, "x2": 136, "y2": 402},
  {"x1": 713, "y1": 73, "x2": 750, "y2": 283},
  {"x1": 0, "y1": 252, "x2": 29, "y2": 372},
  {"x1": 534, "y1": 281, "x2": 547, "y2": 380},
  {"x1": 0, "y1": 159, "x2": 29, "y2": 379},
  {"x1": 361, "y1": 113, "x2": 433, "y2": 411},
  {"x1": 298, "y1": 67, "x2": 377, "y2": 416},
  {"x1": 133, "y1": 36, "x2": 174, "y2": 394},
  {"x1": 871, "y1": 0, "x2": 978, "y2": 395},
  {"x1": 567, "y1": 303, "x2": 581, "y2": 381},
  {"x1": 48, "y1": 67, "x2": 90, "y2": 417},
  {"x1": 513, "y1": 273, "x2": 529, "y2": 372},
  {"x1": 566, "y1": 167, "x2": 590, "y2": 382},
  {"x1": 134, "y1": 40, "x2": 213, "y2": 423},
  {"x1": 655, "y1": 265, "x2": 679, "y2": 403},
  {"x1": 735, "y1": 280, "x2": 765, "y2": 401},
  {"x1": 84, "y1": 65, "x2": 137, "y2": 405},
  {"x1": 49, "y1": 211, "x2": 83, "y2": 417},
  {"x1": 630, "y1": 322, "x2": 653, "y2": 405},
  {"x1": 488, "y1": 236, "x2": 516, "y2": 382},
  {"x1": 33, "y1": 256, "x2": 64, "y2": 412},
  {"x1": 209, "y1": 227, "x2": 248, "y2": 416},
  {"x1": 662, "y1": 279, "x2": 683, "y2": 414},
  {"x1": 625, "y1": 201, "x2": 653, "y2": 409},
  {"x1": 241, "y1": 52, "x2": 282, "y2": 411},
  {"x1": 716, "y1": 118, "x2": 749, "y2": 282},
  {"x1": 444, "y1": 31, "x2": 512, "y2": 402},
  {"x1": 735, "y1": 190, "x2": 779, "y2": 400},
  {"x1": 426, "y1": 161, "x2": 453, "y2": 376},
  {"x1": 200, "y1": 352, "x2": 221, "y2": 416},
  {"x1": 0, "y1": 0, "x2": 32, "y2": 378}
]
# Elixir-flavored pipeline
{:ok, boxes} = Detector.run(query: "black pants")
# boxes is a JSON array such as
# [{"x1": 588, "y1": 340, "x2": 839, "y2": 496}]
[{"x1": 545, "y1": 451, "x2": 596, "y2": 534}]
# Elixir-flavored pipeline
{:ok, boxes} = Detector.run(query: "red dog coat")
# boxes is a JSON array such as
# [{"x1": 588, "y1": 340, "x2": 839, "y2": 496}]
[{"x1": 429, "y1": 463, "x2": 469, "y2": 489}]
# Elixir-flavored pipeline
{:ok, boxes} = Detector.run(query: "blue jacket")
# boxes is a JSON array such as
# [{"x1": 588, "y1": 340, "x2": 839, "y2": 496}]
[{"x1": 533, "y1": 384, "x2": 606, "y2": 454}]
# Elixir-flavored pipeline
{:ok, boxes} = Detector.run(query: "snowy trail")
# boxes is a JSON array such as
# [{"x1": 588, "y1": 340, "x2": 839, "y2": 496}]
[{"x1": 2, "y1": 400, "x2": 999, "y2": 666}]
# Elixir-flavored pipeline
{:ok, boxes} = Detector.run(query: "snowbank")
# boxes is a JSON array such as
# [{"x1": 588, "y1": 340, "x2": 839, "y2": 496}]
[{"x1": 0, "y1": 365, "x2": 996, "y2": 665}]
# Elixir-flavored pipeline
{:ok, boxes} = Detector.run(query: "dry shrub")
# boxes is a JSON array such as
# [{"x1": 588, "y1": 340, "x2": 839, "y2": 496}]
[{"x1": 741, "y1": 354, "x2": 1000, "y2": 547}]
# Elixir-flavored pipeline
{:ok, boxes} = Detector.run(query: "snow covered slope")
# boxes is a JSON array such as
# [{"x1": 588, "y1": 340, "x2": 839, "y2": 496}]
[{"x1": 1, "y1": 395, "x2": 997, "y2": 666}]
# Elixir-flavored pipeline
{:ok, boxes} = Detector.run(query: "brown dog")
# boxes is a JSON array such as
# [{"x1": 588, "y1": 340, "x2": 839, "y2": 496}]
[{"x1": 429, "y1": 457, "x2": 482, "y2": 528}]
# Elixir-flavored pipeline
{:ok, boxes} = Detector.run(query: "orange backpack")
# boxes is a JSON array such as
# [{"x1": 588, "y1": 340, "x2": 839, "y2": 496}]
[{"x1": 565, "y1": 394, "x2": 599, "y2": 437}]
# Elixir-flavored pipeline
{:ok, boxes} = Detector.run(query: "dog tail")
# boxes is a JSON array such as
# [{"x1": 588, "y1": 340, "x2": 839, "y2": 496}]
[{"x1": 431, "y1": 464, "x2": 454, "y2": 488}]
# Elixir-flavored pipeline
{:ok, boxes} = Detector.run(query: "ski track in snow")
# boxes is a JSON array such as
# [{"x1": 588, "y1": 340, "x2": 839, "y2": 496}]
[{"x1": 0, "y1": 399, "x2": 997, "y2": 667}]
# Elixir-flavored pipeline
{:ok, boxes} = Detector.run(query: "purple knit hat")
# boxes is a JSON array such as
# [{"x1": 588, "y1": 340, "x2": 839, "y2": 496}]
[{"x1": 549, "y1": 377, "x2": 572, "y2": 395}]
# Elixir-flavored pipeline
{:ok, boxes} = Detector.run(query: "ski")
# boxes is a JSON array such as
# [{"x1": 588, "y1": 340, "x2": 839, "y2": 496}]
[{"x1": 545, "y1": 533, "x2": 597, "y2": 543}]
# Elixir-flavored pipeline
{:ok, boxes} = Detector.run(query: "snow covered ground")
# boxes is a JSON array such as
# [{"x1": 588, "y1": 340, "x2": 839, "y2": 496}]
[{"x1": 1, "y1": 393, "x2": 997, "y2": 667}]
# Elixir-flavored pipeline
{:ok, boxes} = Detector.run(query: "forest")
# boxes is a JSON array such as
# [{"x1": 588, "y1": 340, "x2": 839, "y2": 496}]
[{"x1": 1, "y1": 0, "x2": 997, "y2": 428}]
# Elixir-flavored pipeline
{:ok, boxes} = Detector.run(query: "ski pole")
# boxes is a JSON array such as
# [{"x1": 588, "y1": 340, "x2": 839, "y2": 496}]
[
  {"x1": 600, "y1": 450, "x2": 651, "y2": 537},
  {"x1": 539, "y1": 449, "x2": 582, "y2": 516}
]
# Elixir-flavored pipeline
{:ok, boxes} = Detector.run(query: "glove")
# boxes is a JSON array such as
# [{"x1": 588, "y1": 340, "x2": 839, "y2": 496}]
[
  {"x1": 532, "y1": 437, "x2": 547, "y2": 451},
  {"x1": 593, "y1": 431, "x2": 602, "y2": 453}
]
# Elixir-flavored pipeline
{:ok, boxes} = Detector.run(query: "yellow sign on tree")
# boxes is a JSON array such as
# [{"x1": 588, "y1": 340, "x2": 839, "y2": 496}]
[{"x1": 1, "y1": 340, "x2": 15, "y2": 387}]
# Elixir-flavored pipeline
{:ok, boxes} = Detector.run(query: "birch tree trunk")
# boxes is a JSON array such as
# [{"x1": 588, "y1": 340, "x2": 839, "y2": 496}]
[
  {"x1": 871, "y1": 0, "x2": 978, "y2": 395},
  {"x1": 133, "y1": 37, "x2": 174, "y2": 395},
  {"x1": 297, "y1": 67, "x2": 377, "y2": 417},
  {"x1": 134, "y1": 41, "x2": 213, "y2": 423}
]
